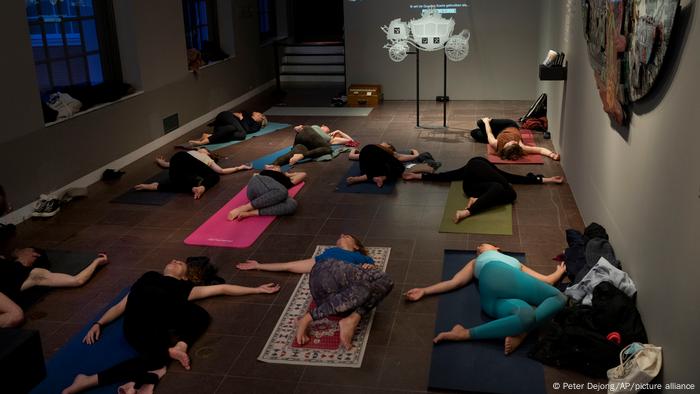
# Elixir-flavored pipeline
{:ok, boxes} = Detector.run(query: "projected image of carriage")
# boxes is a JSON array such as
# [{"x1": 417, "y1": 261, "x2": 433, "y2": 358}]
[{"x1": 381, "y1": 9, "x2": 470, "y2": 62}]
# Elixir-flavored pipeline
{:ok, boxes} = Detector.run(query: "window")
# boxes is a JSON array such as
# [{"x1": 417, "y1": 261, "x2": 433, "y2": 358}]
[
  {"x1": 25, "y1": 0, "x2": 121, "y2": 93},
  {"x1": 258, "y1": 0, "x2": 277, "y2": 42},
  {"x1": 182, "y1": 0, "x2": 219, "y2": 52}
]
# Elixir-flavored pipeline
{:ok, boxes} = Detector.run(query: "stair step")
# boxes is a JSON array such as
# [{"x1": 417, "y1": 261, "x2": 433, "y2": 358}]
[
  {"x1": 282, "y1": 62, "x2": 345, "y2": 66},
  {"x1": 280, "y1": 71, "x2": 345, "y2": 76}
]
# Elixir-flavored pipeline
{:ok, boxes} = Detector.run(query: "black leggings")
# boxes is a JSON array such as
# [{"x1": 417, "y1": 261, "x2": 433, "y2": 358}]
[
  {"x1": 273, "y1": 127, "x2": 332, "y2": 166},
  {"x1": 422, "y1": 157, "x2": 542, "y2": 214},
  {"x1": 97, "y1": 303, "x2": 210, "y2": 388},
  {"x1": 208, "y1": 111, "x2": 247, "y2": 143},
  {"x1": 471, "y1": 118, "x2": 520, "y2": 143},
  {"x1": 157, "y1": 152, "x2": 220, "y2": 193},
  {"x1": 358, "y1": 145, "x2": 405, "y2": 180}
]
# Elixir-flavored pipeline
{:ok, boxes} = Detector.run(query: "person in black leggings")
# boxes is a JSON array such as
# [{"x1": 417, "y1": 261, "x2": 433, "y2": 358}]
[
  {"x1": 134, "y1": 150, "x2": 251, "y2": 200},
  {"x1": 346, "y1": 143, "x2": 419, "y2": 188},
  {"x1": 272, "y1": 125, "x2": 334, "y2": 166},
  {"x1": 61, "y1": 259, "x2": 279, "y2": 394},
  {"x1": 403, "y1": 157, "x2": 564, "y2": 222},
  {"x1": 189, "y1": 110, "x2": 267, "y2": 146}
]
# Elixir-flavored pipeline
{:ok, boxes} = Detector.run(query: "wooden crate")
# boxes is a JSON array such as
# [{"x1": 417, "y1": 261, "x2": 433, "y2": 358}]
[{"x1": 347, "y1": 84, "x2": 383, "y2": 107}]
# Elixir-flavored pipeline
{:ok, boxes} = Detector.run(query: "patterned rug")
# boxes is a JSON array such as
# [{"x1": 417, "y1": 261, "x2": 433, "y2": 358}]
[{"x1": 258, "y1": 245, "x2": 391, "y2": 367}]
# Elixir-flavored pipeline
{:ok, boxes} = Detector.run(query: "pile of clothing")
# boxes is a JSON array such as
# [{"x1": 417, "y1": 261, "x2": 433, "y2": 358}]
[{"x1": 528, "y1": 223, "x2": 647, "y2": 378}]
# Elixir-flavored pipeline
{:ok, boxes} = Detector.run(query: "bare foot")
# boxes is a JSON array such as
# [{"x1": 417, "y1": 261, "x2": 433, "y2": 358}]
[
  {"x1": 168, "y1": 341, "x2": 191, "y2": 370},
  {"x1": 505, "y1": 332, "x2": 528, "y2": 355},
  {"x1": 453, "y1": 209, "x2": 471, "y2": 223},
  {"x1": 134, "y1": 183, "x2": 158, "y2": 191},
  {"x1": 118, "y1": 382, "x2": 136, "y2": 394},
  {"x1": 192, "y1": 186, "x2": 205, "y2": 200},
  {"x1": 227, "y1": 207, "x2": 244, "y2": 221},
  {"x1": 155, "y1": 157, "x2": 169, "y2": 167},
  {"x1": 295, "y1": 313, "x2": 313, "y2": 346},
  {"x1": 543, "y1": 175, "x2": 565, "y2": 184},
  {"x1": 235, "y1": 210, "x2": 257, "y2": 221},
  {"x1": 466, "y1": 197, "x2": 478, "y2": 209},
  {"x1": 433, "y1": 324, "x2": 471, "y2": 343},
  {"x1": 62, "y1": 374, "x2": 98, "y2": 394},
  {"x1": 372, "y1": 176, "x2": 386, "y2": 188},
  {"x1": 289, "y1": 153, "x2": 304, "y2": 165},
  {"x1": 136, "y1": 384, "x2": 155, "y2": 394},
  {"x1": 346, "y1": 176, "x2": 363, "y2": 185},
  {"x1": 339, "y1": 312, "x2": 361, "y2": 350},
  {"x1": 402, "y1": 172, "x2": 422, "y2": 181}
]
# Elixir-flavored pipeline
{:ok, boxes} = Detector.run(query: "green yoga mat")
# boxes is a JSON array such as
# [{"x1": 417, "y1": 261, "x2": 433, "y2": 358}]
[{"x1": 438, "y1": 182, "x2": 513, "y2": 235}]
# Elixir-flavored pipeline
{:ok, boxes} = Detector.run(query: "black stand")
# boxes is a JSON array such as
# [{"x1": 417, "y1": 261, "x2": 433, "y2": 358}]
[{"x1": 411, "y1": 51, "x2": 449, "y2": 129}]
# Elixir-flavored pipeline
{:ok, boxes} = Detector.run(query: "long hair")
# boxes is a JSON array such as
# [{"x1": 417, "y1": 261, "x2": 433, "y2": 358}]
[
  {"x1": 348, "y1": 234, "x2": 369, "y2": 256},
  {"x1": 500, "y1": 144, "x2": 525, "y2": 161},
  {"x1": 186, "y1": 256, "x2": 224, "y2": 285}
]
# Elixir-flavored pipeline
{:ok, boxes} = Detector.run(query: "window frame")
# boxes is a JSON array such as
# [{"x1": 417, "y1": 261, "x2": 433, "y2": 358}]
[
  {"x1": 258, "y1": 0, "x2": 277, "y2": 43},
  {"x1": 25, "y1": 0, "x2": 122, "y2": 94},
  {"x1": 182, "y1": 0, "x2": 220, "y2": 52}
]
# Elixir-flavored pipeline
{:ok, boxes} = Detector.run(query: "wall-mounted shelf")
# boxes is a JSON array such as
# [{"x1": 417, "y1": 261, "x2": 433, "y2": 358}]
[{"x1": 539, "y1": 63, "x2": 567, "y2": 81}]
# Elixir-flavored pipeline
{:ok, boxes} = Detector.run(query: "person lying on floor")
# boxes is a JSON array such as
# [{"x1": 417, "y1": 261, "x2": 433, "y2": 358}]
[
  {"x1": 0, "y1": 249, "x2": 108, "y2": 328},
  {"x1": 472, "y1": 117, "x2": 560, "y2": 161},
  {"x1": 293, "y1": 124, "x2": 358, "y2": 146},
  {"x1": 227, "y1": 165, "x2": 306, "y2": 221},
  {"x1": 346, "y1": 143, "x2": 420, "y2": 187},
  {"x1": 188, "y1": 110, "x2": 267, "y2": 146},
  {"x1": 134, "y1": 149, "x2": 252, "y2": 200},
  {"x1": 405, "y1": 243, "x2": 567, "y2": 355},
  {"x1": 403, "y1": 157, "x2": 564, "y2": 223},
  {"x1": 236, "y1": 233, "x2": 373, "y2": 273},
  {"x1": 297, "y1": 258, "x2": 393, "y2": 350},
  {"x1": 272, "y1": 124, "x2": 335, "y2": 166},
  {"x1": 62, "y1": 258, "x2": 279, "y2": 394}
]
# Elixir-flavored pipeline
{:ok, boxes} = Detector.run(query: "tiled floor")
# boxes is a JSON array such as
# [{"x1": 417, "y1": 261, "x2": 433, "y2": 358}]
[{"x1": 10, "y1": 85, "x2": 604, "y2": 393}]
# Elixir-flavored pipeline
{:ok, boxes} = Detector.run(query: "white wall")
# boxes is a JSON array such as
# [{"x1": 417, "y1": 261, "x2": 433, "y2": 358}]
[
  {"x1": 539, "y1": 0, "x2": 700, "y2": 387},
  {"x1": 344, "y1": 0, "x2": 545, "y2": 100}
]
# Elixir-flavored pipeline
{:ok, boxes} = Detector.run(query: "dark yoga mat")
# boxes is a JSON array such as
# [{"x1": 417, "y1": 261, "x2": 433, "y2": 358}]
[
  {"x1": 110, "y1": 171, "x2": 178, "y2": 206},
  {"x1": 335, "y1": 162, "x2": 396, "y2": 194},
  {"x1": 18, "y1": 250, "x2": 98, "y2": 309},
  {"x1": 31, "y1": 288, "x2": 137, "y2": 394},
  {"x1": 428, "y1": 250, "x2": 545, "y2": 394}
]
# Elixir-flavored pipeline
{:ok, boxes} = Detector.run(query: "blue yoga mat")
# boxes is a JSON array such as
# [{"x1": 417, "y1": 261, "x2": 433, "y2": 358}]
[
  {"x1": 202, "y1": 122, "x2": 290, "y2": 151},
  {"x1": 32, "y1": 288, "x2": 137, "y2": 394},
  {"x1": 110, "y1": 171, "x2": 178, "y2": 206},
  {"x1": 335, "y1": 162, "x2": 396, "y2": 194},
  {"x1": 428, "y1": 250, "x2": 545, "y2": 394}
]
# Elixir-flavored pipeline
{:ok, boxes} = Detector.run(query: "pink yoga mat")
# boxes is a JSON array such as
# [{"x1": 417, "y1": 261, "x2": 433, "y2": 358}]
[
  {"x1": 487, "y1": 130, "x2": 544, "y2": 164},
  {"x1": 184, "y1": 182, "x2": 304, "y2": 248}
]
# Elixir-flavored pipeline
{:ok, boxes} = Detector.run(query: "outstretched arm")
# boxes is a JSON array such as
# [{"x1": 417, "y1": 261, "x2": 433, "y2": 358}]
[
  {"x1": 395, "y1": 149, "x2": 420, "y2": 162},
  {"x1": 405, "y1": 259, "x2": 475, "y2": 301},
  {"x1": 483, "y1": 118, "x2": 498, "y2": 148},
  {"x1": 236, "y1": 258, "x2": 316, "y2": 273},
  {"x1": 521, "y1": 262, "x2": 566, "y2": 285},
  {"x1": 83, "y1": 294, "x2": 128, "y2": 344},
  {"x1": 210, "y1": 162, "x2": 252, "y2": 175},
  {"x1": 188, "y1": 282, "x2": 280, "y2": 301},
  {"x1": 521, "y1": 144, "x2": 560, "y2": 160}
]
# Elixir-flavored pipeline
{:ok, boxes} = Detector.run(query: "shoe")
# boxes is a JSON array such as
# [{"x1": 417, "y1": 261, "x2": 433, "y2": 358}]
[
  {"x1": 32, "y1": 194, "x2": 50, "y2": 217},
  {"x1": 39, "y1": 199, "x2": 61, "y2": 217}
]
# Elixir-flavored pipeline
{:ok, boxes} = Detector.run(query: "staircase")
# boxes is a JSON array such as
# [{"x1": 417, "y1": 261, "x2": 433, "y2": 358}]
[{"x1": 275, "y1": 41, "x2": 346, "y2": 84}]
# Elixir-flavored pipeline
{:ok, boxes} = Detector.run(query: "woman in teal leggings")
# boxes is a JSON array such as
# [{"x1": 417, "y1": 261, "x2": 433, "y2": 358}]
[{"x1": 405, "y1": 243, "x2": 567, "y2": 354}]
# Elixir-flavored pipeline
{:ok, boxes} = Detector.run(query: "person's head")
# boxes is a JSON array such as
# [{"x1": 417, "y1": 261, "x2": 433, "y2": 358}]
[
  {"x1": 336, "y1": 233, "x2": 368, "y2": 255},
  {"x1": 319, "y1": 125, "x2": 331, "y2": 133},
  {"x1": 163, "y1": 259, "x2": 188, "y2": 280},
  {"x1": 263, "y1": 164, "x2": 282, "y2": 172},
  {"x1": 378, "y1": 142, "x2": 397, "y2": 153},
  {"x1": 252, "y1": 112, "x2": 268, "y2": 127},
  {"x1": 185, "y1": 256, "x2": 224, "y2": 286},
  {"x1": 476, "y1": 243, "x2": 499, "y2": 255},
  {"x1": 500, "y1": 142, "x2": 525, "y2": 161}
]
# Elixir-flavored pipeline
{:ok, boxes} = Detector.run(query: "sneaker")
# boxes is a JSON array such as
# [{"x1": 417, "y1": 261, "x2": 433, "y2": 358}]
[
  {"x1": 39, "y1": 199, "x2": 61, "y2": 217},
  {"x1": 32, "y1": 195, "x2": 50, "y2": 217}
]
